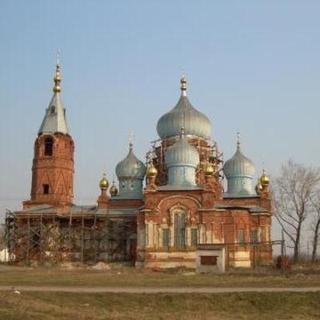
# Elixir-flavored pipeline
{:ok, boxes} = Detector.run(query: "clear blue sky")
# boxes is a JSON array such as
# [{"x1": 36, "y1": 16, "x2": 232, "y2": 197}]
[{"x1": 1, "y1": 0, "x2": 320, "y2": 233}]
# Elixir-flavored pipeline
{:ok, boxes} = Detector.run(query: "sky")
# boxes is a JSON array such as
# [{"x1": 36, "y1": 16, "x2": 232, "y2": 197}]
[{"x1": 0, "y1": 1, "x2": 320, "y2": 248}]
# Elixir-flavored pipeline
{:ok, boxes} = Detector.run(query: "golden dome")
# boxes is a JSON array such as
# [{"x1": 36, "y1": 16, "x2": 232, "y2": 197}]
[
  {"x1": 110, "y1": 181, "x2": 118, "y2": 197},
  {"x1": 255, "y1": 181, "x2": 263, "y2": 195},
  {"x1": 53, "y1": 64, "x2": 62, "y2": 93},
  {"x1": 99, "y1": 173, "x2": 109, "y2": 190},
  {"x1": 260, "y1": 170, "x2": 270, "y2": 187},
  {"x1": 146, "y1": 162, "x2": 158, "y2": 177},
  {"x1": 204, "y1": 162, "x2": 215, "y2": 176}
]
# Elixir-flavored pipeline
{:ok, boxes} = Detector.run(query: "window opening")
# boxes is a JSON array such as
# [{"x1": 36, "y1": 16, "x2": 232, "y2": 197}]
[
  {"x1": 162, "y1": 228, "x2": 169, "y2": 248},
  {"x1": 251, "y1": 230, "x2": 258, "y2": 244},
  {"x1": 201, "y1": 256, "x2": 217, "y2": 265},
  {"x1": 43, "y1": 184, "x2": 49, "y2": 194},
  {"x1": 191, "y1": 228, "x2": 198, "y2": 247},
  {"x1": 174, "y1": 211, "x2": 186, "y2": 249},
  {"x1": 238, "y1": 229, "x2": 245, "y2": 244},
  {"x1": 44, "y1": 137, "x2": 53, "y2": 156}
]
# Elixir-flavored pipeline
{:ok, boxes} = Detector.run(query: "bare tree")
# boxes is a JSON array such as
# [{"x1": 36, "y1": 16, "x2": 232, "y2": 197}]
[
  {"x1": 0, "y1": 224, "x2": 6, "y2": 250},
  {"x1": 310, "y1": 191, "x2": 320, "y2": 262},
  {"x1": 273, "y1": 160, "x2": 320, "y2": 263}
]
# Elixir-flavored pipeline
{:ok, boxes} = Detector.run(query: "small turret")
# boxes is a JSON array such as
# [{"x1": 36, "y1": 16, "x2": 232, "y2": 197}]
[
  {"x1": 99, "y1": 173, "x2": 109, "y2": 190},
  {"x1": 146, "y1": 161, "x2": 158, "y2": 178},
  {"x1": 255, "y1": 179, "x2": 263, "y2": 195},
  {"x1": 109, "y1": 180, "x2": 119, "y2": 197},
  {"x1": 97, "y1": 173, "x2": 109, "y2": 208},
  {"x1": 260, "y1": 169, "x2": 270, "y2": 188},
  {"x1": 204, "y1": 162, "x2": 215, "y2": 176}
]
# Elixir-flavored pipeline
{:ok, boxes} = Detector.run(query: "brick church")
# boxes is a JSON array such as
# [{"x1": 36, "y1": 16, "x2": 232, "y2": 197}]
[{"x1": 7, "y1": 63, "x2": 272, "y2": 270}]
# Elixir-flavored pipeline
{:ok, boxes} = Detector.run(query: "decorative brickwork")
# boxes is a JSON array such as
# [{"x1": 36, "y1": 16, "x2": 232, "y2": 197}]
[{"x1": 23, "y1": 132, "x2": 74, "y2": 208}]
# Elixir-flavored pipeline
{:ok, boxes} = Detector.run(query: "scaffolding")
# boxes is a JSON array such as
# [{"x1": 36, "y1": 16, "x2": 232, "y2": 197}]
[{"x1": 5, "y1": 210, "x2": 137, "y2": 265}]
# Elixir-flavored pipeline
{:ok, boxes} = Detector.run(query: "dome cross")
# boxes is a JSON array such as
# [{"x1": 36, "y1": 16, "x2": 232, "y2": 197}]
[{"x1": 180, "y1": 75, "x2": 187, "y2": 96}]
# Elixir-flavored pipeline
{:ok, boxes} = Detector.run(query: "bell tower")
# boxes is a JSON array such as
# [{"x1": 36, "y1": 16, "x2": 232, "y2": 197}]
[{"x1": 23, "y1": 62, "x2": 74, "y2": 208}]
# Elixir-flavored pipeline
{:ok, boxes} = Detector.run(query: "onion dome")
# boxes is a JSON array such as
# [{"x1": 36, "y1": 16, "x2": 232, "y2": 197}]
[
  {"x1": 255, "y1": 180, "x2": 263, "y2": 195},
  {"x1": 99, "y1": 173, "x2": 109, "y2": 190},
  {"x1": 146, "y1": 161, "x2": 158, "y2": 177},
  {"x1": 156, "y1": 77, "x2": 211, "y2": 140},
  {"x1": 115, "y1": 142, "x2": 146, "y2": 199},
  {"x1": 109, "y1": 180, "x2": 118, "y2": 197},
  {"x1": 204, "y1": 162, "x2": 215, "y2": 176},
  {"x1": 223, "y1": 135, "x2": 255, "y2": 196},
  {"x1": 116, "y1": 142, "x2": 146, "y2": 179},
  {"x1": 165, "y1": 128, "x2": 200, "y2": 187},
  {"x1": 260, "y1": 169, "x2": 270, "y2": 188}
]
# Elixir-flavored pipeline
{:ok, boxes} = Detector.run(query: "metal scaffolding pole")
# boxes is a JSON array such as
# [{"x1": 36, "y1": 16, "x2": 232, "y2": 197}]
[
  {"x1": 81, "y1": 214, "x2": 84, "y2": 264},
  {"x1": 27, "y1": 216, "x2": 31, "y2": 264},
  {"x1": 93, "y1": 213, "x2": 97, "y2": 263}
]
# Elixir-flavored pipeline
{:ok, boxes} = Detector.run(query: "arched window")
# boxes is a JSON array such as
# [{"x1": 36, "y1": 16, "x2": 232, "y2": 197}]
[
  {"x1": 44, "y1": 137, "x2": 53, "y2": 156},
  {"x1": 174, "y1": 211, "x2": 186, "y2": 249}
]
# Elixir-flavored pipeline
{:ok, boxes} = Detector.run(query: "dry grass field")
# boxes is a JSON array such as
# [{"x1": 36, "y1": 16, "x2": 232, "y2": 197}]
[
  {"x1": 0, "y1": 264, "x2": 319, "y2": 319},
  {"x1": 0, "y1": 264, "x2": 320, "y2": 288},
  {"x1": 0, "y1": 291, "x2": 319, "y2": 320}
]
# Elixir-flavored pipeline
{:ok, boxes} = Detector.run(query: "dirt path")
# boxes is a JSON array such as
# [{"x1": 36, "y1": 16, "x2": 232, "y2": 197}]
[{"x1": 0, "y1": 286, "x2": 319, "y2": 293}]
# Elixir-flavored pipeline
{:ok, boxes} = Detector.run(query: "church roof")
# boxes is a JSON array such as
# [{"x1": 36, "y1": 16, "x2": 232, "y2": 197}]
[
  {"x1": 223, "y1": 138, "x2": 255, "y2": 179},
  {"x1": 14, "y1": 204, "x2": 138, "y2": 216},
  {"x1": 115, "y1": 142, "x2": 146, "y2": 180},
  {"x1": 156, "y1": 77, "x2": 211, "y2": 140},
  {"x1": 165, "y1": 131, "x2": 200, "y2": 169},
  {"x1": 38, "y1": 64, "x2": 69, "y2": 135}
]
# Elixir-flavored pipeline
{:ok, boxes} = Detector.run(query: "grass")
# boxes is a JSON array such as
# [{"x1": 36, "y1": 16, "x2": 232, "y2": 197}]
[
  {"x1": 0, "y1": 291, "x2": 319, "y2": 320},
  {"x1": 0, "y1": 265, "x2": 320, "y2": 288},
  {"x1": 0, "y1": 265, "x2": 319, "y2": 319}
]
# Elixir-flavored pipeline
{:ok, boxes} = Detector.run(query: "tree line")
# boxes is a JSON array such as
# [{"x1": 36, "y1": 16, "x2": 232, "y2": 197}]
[{"x1": 273, "y1": 160, "x2": 320, "y2": 263}]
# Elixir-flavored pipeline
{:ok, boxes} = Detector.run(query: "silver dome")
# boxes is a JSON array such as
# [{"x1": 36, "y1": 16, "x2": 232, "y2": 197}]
[
  {"x1": 157, "y1": 77, "x2": 211, "y2": 140},
  {"x1": 223, "y1": 140, "x2": 255, "y2": 196},
  {"x1": 116, "y1": 143, "x2": 146, "y2": 180},
  {"x1": 165, "y1": 135, "x2": 199, "y2": 168},
  {"x1": 223, "y1": 143, "x2": 255, "y2": 178},
  {"x1": 165, "y1": 132, "x2": 200, "y2": 187}
]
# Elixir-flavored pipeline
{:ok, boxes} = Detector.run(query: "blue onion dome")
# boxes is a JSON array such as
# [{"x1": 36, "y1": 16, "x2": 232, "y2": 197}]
[
  {"x1": 116, "y1": 142, "x2": 146, "y2": 180},
  {"x1": 223, "y1": 142, "x2": 255, "y2": 178},
  {"x1": 156, "y1": 77, "x2": 211, "y2": 140},
  {"x1": 165, "y1": 132, "x2": 200, "y2": 168}
]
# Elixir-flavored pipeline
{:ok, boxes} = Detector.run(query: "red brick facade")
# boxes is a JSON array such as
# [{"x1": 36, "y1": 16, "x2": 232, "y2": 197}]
[
  {"x1": 23, "y1": 132, "x2": 74, "y2": 208},
  {"x1": 12, "y1": 72, "x2": 273, "y2": 270},
  {"x1": 136, "y1": 172, "x2": 272, "y2": 269}
]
